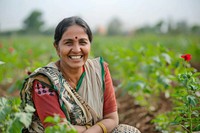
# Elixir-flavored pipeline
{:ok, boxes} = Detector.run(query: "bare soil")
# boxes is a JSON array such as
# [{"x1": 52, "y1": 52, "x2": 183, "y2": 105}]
[{"x1": 116, "y1": 89, "x2": 172, "y2": 133}]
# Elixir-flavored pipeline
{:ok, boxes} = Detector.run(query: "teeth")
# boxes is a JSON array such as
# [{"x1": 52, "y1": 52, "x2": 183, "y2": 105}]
[{"x1": 70, "y1": 56, "x2": 82, "y2": 59}]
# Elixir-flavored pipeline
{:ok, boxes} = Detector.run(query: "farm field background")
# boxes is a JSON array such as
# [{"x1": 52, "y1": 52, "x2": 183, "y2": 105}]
[
  {"x1": 0, "y1": 34, "x2": 200, "y2": 132},
  {"x1": 0, "y1": 34, "x2": 199, "y2": 86}
]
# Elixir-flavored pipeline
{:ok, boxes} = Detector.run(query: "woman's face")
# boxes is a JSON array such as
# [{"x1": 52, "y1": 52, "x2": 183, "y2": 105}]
[{"x1": 55, "y1": 25, "x2": 91, "y2": 69}]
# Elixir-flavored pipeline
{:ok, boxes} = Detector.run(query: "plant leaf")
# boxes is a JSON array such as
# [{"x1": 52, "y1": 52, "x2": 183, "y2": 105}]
[
  {"x1": 7, "y1": 117, "x2": 24, "y2": 133},
  {"x1": 15, "y1": 112, "x2": 33, "y2": 128},
  {"x1": 187, "y1": 95, "x2": 197, "y2": 106},
  {"x1": 0, "y1": 61, "x2": 5, "y2": 65},
  {"x1": 24, "y1": 104, "x2": 35, "y2": 113},
  {"x1": 162, "y1": 53, "x2": 171, "y2": 64}
]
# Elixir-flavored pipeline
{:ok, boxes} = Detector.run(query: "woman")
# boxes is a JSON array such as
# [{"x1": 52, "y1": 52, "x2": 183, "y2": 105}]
[{"x1": 21, "y1": 16, "x2": 140, "y2": 133}]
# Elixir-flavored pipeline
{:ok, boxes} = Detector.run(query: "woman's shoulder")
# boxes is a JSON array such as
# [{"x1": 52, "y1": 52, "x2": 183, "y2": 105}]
[
  {"x1": 87, "y1": 57, "x2": 108, "y2": 64},
  {"x1": 29, "y1": 62, "x2": 58, "y2": 76},
  {"x1": 25, "y1": 61, "x2": 59, "y2": 86},
  {"x1": 86, "y1": 57, "x2": 109, "y2": 70}
]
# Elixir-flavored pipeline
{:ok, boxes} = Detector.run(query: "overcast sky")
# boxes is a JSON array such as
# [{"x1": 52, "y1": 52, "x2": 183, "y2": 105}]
[{"x1": 0, "y1": 0, "x2": 200, "y2": 31}]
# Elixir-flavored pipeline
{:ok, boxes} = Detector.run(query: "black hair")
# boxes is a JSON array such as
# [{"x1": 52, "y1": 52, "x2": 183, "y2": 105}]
[{"x1": 54, "y1": 16, "x2": 93, "y2": 45}]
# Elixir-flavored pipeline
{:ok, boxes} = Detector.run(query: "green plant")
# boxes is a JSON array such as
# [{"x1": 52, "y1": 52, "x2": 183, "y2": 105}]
[
  {"x1": 44, "y1": 115, "x2": 77, "y2": 133},
  {"x1": 0, "y1": 97, "x2": 35, "y2": 133},
  {"x1": 0, "y1": 97, "x2": 78, "y2": 133},
  {"x1": 0, "y1": 61, "x2": 5, "y2": 65},
  {"x1": 100, "y1": 43, "x2": 176, "y2": 109},
  {"x1": 151, "y1": 113, "x2": 183, "y2": 133},
  {"x1": 153, "y1": 54, "x2": 200, "y2": 132},
  {"x1": 171, "y1": 54, "x2": 200, "y2": 132}
]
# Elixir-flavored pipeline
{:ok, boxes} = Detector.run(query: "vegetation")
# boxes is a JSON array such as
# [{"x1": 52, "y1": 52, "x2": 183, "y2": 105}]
[
  {"x1": 0, "y1": 10, "x2": 200, "y2": 132},
  {"x1": 91, "y1": 35, "x2": 200, "y2": 132},
  {"x1": 0, "y1": 97, "x2": 34, "y2": 133},
  {"x1": 0, "y1": 33, "x2": 199, "y2": 132},
  {"x1": 0, "y1": 97, "x2": 77, "y2": 133},
  {"x1": 23, "y1": 10, "x2": 44, "y2": 34},
  {"x1": 44, "y1": 115, "x2": 77, "y2": 133}
]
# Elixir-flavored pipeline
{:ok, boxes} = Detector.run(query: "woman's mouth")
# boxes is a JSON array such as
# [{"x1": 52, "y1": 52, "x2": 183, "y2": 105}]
[{"x1": 69, "y1": 55, "x2": 83, "y2": 59}]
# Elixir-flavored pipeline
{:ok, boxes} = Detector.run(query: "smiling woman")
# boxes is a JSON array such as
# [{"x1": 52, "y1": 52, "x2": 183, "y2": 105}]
[
  {"x1": 55, "y1": 24, "x2": 91, "y2": 70},
  {"x1": 20, "y1": 16, "x2": 141, "y2": 133}
]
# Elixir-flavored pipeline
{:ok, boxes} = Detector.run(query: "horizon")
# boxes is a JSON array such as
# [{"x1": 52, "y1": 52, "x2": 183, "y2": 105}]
[{"x1": 0, "y1": 0, "x2": 200, "y2": 32}]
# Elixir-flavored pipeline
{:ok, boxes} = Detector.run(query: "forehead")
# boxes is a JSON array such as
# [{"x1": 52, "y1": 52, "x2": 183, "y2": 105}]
[{"x1": 62, "y1": 25, "x2": 88, "y2": 39}]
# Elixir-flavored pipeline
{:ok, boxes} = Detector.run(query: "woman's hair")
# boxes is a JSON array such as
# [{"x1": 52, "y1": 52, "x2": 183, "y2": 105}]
[{"x1": 54, "y1": 16, "x2": 93, "y2": 45}]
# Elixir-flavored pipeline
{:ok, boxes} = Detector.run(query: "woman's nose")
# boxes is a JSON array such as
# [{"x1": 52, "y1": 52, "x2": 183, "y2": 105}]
[{"x1": 72, "y1": 44, "x2": 81, "y2": 52}]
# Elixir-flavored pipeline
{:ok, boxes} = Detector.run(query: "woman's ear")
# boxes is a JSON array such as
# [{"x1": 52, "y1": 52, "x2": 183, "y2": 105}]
[
  {"x1": 54, "y1": 43, "x2": 58, "y2": 49},
  {"x1": 54, "y1": 43, "x2": 60, "y2": 57}
]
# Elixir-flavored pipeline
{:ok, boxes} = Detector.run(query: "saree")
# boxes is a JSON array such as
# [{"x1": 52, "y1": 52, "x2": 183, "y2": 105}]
[{"x1": 20, "y1": 57, "x2": 140, "y2": 133}]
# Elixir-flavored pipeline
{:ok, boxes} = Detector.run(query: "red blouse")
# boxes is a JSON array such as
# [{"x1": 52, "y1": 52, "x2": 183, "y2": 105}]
[{"x1": 32, "y1": 63, "x2": 117, "y2": 128}]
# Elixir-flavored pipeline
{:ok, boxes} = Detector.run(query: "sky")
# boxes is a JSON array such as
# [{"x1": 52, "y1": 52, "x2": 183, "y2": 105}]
[{"x1": 0, "y1": 0, "x2": 200, "y2": 31}]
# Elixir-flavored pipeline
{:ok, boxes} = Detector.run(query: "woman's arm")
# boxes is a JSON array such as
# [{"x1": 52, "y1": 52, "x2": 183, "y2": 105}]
[
  {"x1": 84, "y1": 111, "x2": 118, "y2": 133},
  {"x1": 33, "y1": 79, "x2": 88, "y2": 132},
  {"x1": 74, "y1": 111, "x2": 119, "y2": 133},
  {"x1": 32, "y1": 80, "x2": 67, "y2": 127}
]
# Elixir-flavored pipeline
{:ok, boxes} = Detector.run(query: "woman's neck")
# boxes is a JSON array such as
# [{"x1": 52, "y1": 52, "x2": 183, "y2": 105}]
[{"x1": 57, "y1": 60, "x2": 83, "y2": 88}]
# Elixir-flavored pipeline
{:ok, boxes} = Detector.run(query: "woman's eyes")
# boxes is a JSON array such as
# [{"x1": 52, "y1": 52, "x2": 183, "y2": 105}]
[
  {"x1": 64, "y1": 41, "x2": 87, "y2": 45},
  {"x1": 80, "y1": 41, "x2": 87, "y2": 45},
  {"x1": 64, "y1": 41, "x2": 72, "y2": 45}
]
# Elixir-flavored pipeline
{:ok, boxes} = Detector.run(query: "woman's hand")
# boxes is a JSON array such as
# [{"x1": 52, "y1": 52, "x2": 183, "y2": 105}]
[
  {"x1": 73, "y1": 125, "x2": 87, "y2": 133},
  {"x1": 73, "y1": 111, "x2": 118, "y2": 133},
  {"x1": 83, "y1": 111, "x2": 119, "y2": 133}
]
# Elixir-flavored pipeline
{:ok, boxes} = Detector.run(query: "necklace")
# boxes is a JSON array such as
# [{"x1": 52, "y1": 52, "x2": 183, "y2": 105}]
[{"x1": 58, "y1": 62, "x2": 77, "y2": 89}]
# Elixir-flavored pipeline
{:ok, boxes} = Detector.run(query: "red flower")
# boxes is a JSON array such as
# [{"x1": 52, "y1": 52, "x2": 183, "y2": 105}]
[
  {"x1": 0, "y1": 42, "x2": 3, "y2": 48},
  {"x1": 9, "y1": 47, "x2": 15, "y2": 53},
  {"x1": 181, "y1": 54, "x2": 192, "y2": 62},
  {"x1": 27, "y1": 49, "x2": 32, "y2": 55}
]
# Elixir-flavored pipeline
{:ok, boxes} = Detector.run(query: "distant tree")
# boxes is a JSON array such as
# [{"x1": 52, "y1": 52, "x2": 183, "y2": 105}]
[
  {"x1": 166, "y1": 20, "x2": 190, "y2": 34},
  {"x1": 175, "y1": 21, "x2": 190, "y2": 34},
  {"x1": 42, "y1": 27, "x2": 55, "y2": 35},
  {"x1": 191, "y1": 25, "x2": 200, "y2": 34},
  {"x1": 107, "y1": 17, "x2": 122, "y2": 35},
  {"x1": 135, "y1": 25, "x2": 153, "y2": 34},
  {"x1": 167, "y1": 19, "x2": 174, "y2": 34},
  {"x1": 23, "y1": 10, "x2": 44, "y2": 33},
  {"x1": 154, "y1": 20, "x2": 164, "y2": 33},
  {"x1": 135, "y1": 20, "x2": 166, "y2": 34}
]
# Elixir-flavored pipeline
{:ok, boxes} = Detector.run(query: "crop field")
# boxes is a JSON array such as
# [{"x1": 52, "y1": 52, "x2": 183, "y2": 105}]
[{"x1": 0, "y1": 34, "x2": 200, "y2": 132}]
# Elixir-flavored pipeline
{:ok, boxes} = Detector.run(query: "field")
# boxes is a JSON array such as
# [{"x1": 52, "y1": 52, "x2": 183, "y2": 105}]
[{"x1": 0, "y1": 34, "x2": 200, "y2": 132}]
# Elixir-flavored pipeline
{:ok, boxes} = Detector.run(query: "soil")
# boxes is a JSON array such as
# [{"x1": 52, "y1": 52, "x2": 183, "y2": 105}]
[
  {"x1": 191, "y1": 61, "x2": 200, "y2": 72},
  {"x1": 115, "y1": 89, "x2": 172, "y2": 133}
]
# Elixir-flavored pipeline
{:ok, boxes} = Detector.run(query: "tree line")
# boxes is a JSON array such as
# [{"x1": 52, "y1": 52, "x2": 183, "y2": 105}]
[{"x1": 1, "y1": 10, "x2": 200, "y2": 36}]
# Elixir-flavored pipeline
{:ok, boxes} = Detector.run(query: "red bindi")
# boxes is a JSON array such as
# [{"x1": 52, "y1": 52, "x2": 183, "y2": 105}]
[{"x1": 75, "y1": 36, "x2": 78, "y2": 39}]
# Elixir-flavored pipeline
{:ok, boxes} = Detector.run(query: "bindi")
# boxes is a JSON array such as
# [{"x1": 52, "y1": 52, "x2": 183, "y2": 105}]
[{"x1": 75, "y1": 36, "x2": 78, "y2": 39}]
